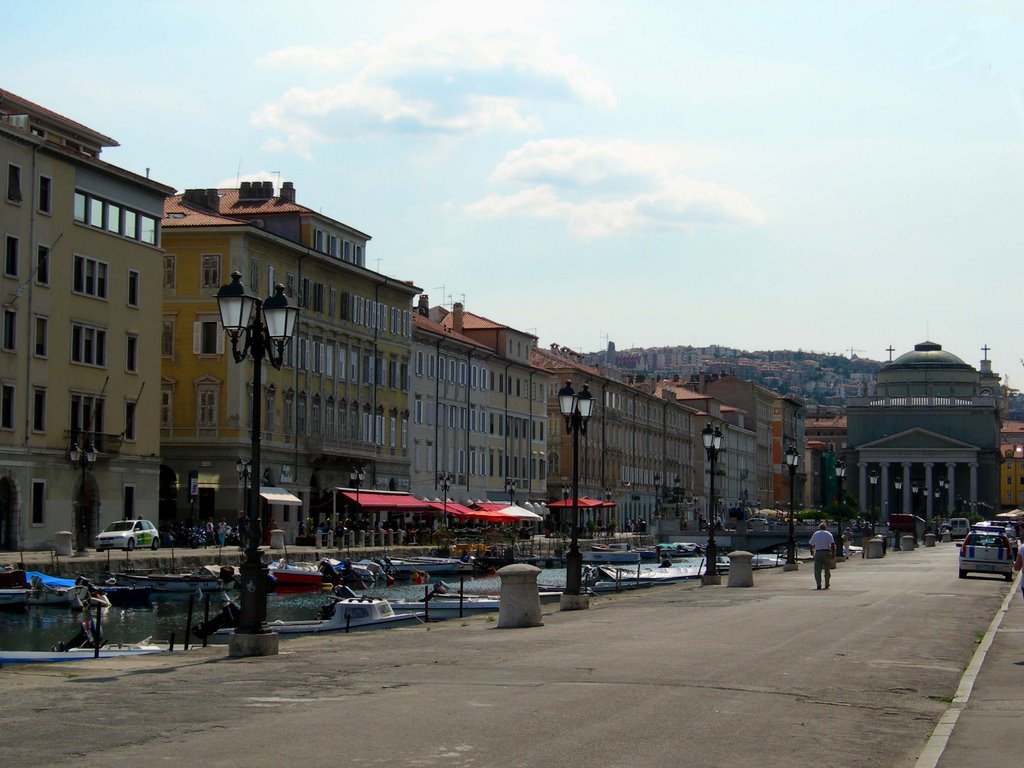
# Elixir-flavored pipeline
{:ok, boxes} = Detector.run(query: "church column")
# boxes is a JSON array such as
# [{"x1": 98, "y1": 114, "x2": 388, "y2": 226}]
[
  {"x1": 924, "y1": 462, "x2": 934, "y2": 532},
  {"x1": 946, "y1": 463, "x2": 956, "y2": 515},
  {"x1": 969, "y1": 462, "x2": 979, "y2": 511},
  {"x1": 903, "y1": 462, "x2": 912, "y2": 516},
  {"x1": 880, "y1": 462, "x2": 891, "y2": 524},
  {"x1": 858, "y1": 462, "x2": 868, "y2": 513}
]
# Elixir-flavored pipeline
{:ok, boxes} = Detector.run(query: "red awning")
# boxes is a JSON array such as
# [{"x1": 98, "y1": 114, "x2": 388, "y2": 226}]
[
  {"x1": 546, "y1": 497, "x2": 616, "y2": 509},
  {"x1": 335, "y1": 491, "x2": 434, "y2": 512},
  {"x1": 470, "y1": 502, "x2": 507, "y2": 512},
  {"x1": 431, "y1": 501, "x2": 519, "y2": 523}
]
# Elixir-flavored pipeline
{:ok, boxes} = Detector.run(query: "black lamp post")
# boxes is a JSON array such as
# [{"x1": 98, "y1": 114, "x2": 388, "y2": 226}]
[
  {"x1": 938, "y1": 478, "x2": 948, "y2": 525},
  {"x1": 782, "y1": 444, "x2": 798, "y2": 565},
  {"x1": 834, "y1": 459, "x2": 846, "y2": 559},
  {"x1": 557, "y1": 381, "x2": 595, "y2": 606},
  {"x1": 653, "y1": 472, "x2": 661, "y2": 519},
  {"x1": 236, "y1": 457, "x2": 252, "y2": 515},
  {"x1": 868, "y1": 468, "x2": 879, "y2": 534},
  {"x1": 69, "y1": 441, "x2": 97, "y2": 554},
  {"x1": 702, "y1": 424, "x2": 723, "y2": 583},
  {"x1": 893, "y1": 477, "x2": 903, "y2": 550},
  {"x1": 216, "y1": 271, "x2": 298, "y2": 656},
  {"x1": 439, "y1": 472, "x2": 452, "y2": 528},
  {"x1": 674, "y1": 476, "x2": 681, "y2": 522},
  {"x1": 505, "y1": 477, "x2": 518, "y2": 506}
]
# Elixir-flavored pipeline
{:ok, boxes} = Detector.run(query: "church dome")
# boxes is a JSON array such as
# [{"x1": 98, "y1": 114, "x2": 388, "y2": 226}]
[{"x1": 883, "y1": 341, "x2": 972, "y2": 372}]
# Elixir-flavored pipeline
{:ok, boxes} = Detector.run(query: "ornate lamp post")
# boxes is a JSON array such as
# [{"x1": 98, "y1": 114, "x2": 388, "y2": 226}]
[
  {"x1": 784, "y1": 445, "x2": 800, "y2": 569},
  {"x1": 69, "y1": 441, "x2": 97, "y2": 555},
  {"x1": 439, "y1": 472, "x2": 452, "y2": 528},
  {"x1": 216, "y1": 271, "x2": 298, "y2": 657},
  {"x1": 674, "y1": 476, "x2": 681, "y2": 522},
  {"x1": 557, "y1": 381, "x2": 595, "y2": 609},
  {"x1": 702, "y1": 424, "x2": 724, "y2": 584},
  {"x1": 834, "y1": 459, "x2": 847, "y2": 560},
  {"x1": 236, "y1": 458, "x2": 252, "y2": 518},
  {"x1": 893, "y1": 477, "x2": 903, "y2": 551},
  {"x1": 868, "y1": 468, "x2": 879, "y2": 534},
  {"x1": 653, "y1": 472, "x2": 661, "y2": 519},
  {"x1": 505, "y1": 477, "x2": 518, "y2": 506}
]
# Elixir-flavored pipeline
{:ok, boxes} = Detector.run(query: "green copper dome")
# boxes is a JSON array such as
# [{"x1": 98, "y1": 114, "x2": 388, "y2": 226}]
[{"x1": 883, "y1": 341, "x2": 972, "y2": 372}]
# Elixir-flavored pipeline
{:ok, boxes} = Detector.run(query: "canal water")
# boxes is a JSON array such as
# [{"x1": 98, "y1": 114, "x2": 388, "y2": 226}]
[{"x1": 0, "y1": 570, "x2": 567, "y2": 653}]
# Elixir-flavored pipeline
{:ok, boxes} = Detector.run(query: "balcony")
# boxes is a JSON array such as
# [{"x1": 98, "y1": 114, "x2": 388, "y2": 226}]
[{"x1": 65, "y1": 431, "x2": 123, "y2": 455}]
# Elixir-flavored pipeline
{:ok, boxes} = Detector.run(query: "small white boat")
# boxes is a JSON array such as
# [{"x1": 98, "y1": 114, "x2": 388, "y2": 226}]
[
  {"x1": 379, "y1": 556, "x2": 474, "y2": 576},
  {"x1": 114, "y1": 566, "x2": 228, "y2": 594},
  {"x1": 0, "y1": 641, "x2": 164, "y2": 665},
  {"x1": 0, "y1": 588, "x2": 28, "y2": 610},
  {"x1": 26, "y1": 577, "x2": 110, "y2": 609},
  {"x1": 581, "y1": 550, "x2": 642, "y2": 564},
  {"x1": 208, "y1": 596, "x2": 422, "y2": 641}
]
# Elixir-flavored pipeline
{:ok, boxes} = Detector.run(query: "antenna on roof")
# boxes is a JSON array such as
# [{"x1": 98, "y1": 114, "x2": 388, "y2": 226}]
[
  {"x1": 271, "y1": 170, "x2": 281, "y2": 191},
  {"x1": 235, "y1": 158, "x2": 242, "y2": 186}
]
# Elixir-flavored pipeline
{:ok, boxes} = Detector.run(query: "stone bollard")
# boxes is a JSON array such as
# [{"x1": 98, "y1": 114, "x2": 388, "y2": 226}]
[
  {"x1": 900, "y1": 534, "x2": 915, "y2": 551},
  {"x1": 269, "y1": 529, "x2": 285, "y2": 550},
  {"x1": 314, "y1": 531, "x2": 323, "y2": 548},
  {"x1": 54, "y1": 530, "x2": 73, "y2": 557},
  {"x1": 727, "y1": 551, "x2": 754, "y2": 587},
  {"x1": 941, "y1": 532, "x2": 951, "y2": 543},
  {"x1": 866, "y1": 537, "x2": 884, "y2": 559},
  {"x1": 498, "y1": 564, "x2": 544, "y2": 627},
  {"x1": 386, "y1": 530, "x2": 394, "y2": 547},
  {"x1": 924, "y1": 533, "x2": 936, "y2": 548},
  {"x1": 327, "y1": 530, "x2": 335, "y2": 548},
  {"x1": 398, "y1": 530, "x2": 405, "y2": 545},
  {"x1": 358, "y1": 530, "x2": 366, "y2": 548}
]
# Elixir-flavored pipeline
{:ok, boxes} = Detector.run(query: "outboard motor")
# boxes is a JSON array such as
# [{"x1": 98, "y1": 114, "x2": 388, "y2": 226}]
[
  {"x1": 333, "y1": 585, "x2": 358, "y2": 599},
  {"x1": 219, "y1": 565, "x2": 236, "y2": 585}
]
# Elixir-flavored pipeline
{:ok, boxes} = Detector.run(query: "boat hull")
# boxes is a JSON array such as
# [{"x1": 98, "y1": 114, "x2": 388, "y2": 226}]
[{"x1": 0, "y1": 645, "x2": 164, "y2": 665}]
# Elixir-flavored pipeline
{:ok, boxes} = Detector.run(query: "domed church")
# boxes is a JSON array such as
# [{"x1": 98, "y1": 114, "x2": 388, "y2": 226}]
[{"x1": 846, "y1": 341, "x2": 1002, "y2": 526}]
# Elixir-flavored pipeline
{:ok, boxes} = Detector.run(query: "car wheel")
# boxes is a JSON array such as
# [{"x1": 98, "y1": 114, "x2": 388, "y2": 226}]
[
  {"x1": 151, "y1": 536, "x2": 160, "y2": 551},
  {"x1": 126, "y1": 538, "x2": 136, "y2": 551},
  {"x1": 958, "y1": 569, "x2": 967, "y2": 578}
]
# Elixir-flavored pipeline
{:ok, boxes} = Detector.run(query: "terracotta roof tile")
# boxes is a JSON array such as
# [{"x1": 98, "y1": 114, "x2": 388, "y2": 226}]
[{"x1": 413, "y1": 314, "x2": 493, "y2": 352}]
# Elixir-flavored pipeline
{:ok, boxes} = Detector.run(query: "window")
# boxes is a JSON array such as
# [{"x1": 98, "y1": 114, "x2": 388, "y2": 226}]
[
  {"x1": 124, "y1": 400, "x2": 137, "y2": 441},
  {"x1": 31, "y1": 480, "x2": 45, "y2": 525},
  {"x1": 197, "y1": 387, "x2": 218, "y2": 428},
  {"x1": 70, "y1": 392, "x2": 104, "y2": 435},
  {"x1": 35, "y1": 245, "x2": 49, "y2": 285},
  {"x1": 0, "y1": 384, "x2": 13, "y2": 429},
  {"x1": 123, "y1": 209, "x2": 137, "y2": 239},
  {"x1": 127, "y1": 269, "x2": 140, "y2": 307},
  {"x1": 4, "y1": 235, "x2": 17, "y2": 276},
  {"x1": 140, "y1": 215, "x2": 157, "y2": 245},
  {"x1": 343, "y1": 241, "x2": 351, "y2": 262},
  {"x1": 106, "y1": 203, "x2": 121, "y2": 234},
  {"x1": 32, "y1": 388, "x2": 45, "y2": 431},
  {"x1": 6, "y1": 164, "x2": 21, "y2": 203},
  {"x1": 160, "y1": 389, "x2": 172, "y2": 428},
  {"x1": 329, "y1": 287, "x2": 337, "y2": 317},
  {"x1": 201, "y1": 254, "x2": 220, "y2": 289},
  {"x1": 193, "y1": 320, "x2": 223, "y2": 355},
  {"x1": 71, "y1": 323, "x2": 107, "y2": 366},
  {"x1": 74, "y1": 191, "x2": 86, "y2": 221},
  {"x1": 90, "y1": 198, "x2": 104, "y2": 228},
  {"x1": 249, "y1": 259, "x2": 259, "y2": 294},
  {"x1": 126, "y1": 334, "x2": 138, "y2": 373},
  {"x1": 34, "y1": 315, "x2": 46, "y2": 357},
  {"x1": 73, "y1": 255, "x2": 108, "y2": 299},
  {"x1": 1, "y1": 310, "x2": 14, "y2": 351},
  {"x1": 161, "y1": 319, "x2": 174, "y2": 357},
  {"x1": 163, "y1": 254, "x2": 175, "y2": 290}
]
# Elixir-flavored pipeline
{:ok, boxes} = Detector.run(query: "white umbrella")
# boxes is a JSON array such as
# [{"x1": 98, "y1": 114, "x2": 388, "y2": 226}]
[{"x1": 495, "y1": 504, "x2": 543, "y2": 521}]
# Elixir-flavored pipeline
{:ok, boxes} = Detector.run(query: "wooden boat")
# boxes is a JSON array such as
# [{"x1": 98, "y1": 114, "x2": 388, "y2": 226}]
[
  {"x1": 0, "y1": 641, "x2": 164, "y2": 665},
  {"x1": 379, "y1": 556, "x2": 474, "y2": 576},
  {"x1": 208, "y1": 595, "x2": 422, "y2": 641},
  {"x1": 25, "y1": 574, "x2": 111, "y2": 609},
  {"x1": 113, "y1": 565, "x2": 229, "y2": 594},
  {"x1": 268, "y1": 560, "x2": 325, "y2": 590}
]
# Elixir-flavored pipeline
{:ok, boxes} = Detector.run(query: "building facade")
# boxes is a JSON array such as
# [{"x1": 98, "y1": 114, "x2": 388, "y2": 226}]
[{"x1": 0, "y1": 89, "x2": 173, "y2": 550}]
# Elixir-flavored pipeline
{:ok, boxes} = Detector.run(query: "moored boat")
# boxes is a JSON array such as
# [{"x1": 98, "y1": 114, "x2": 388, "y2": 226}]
[
  {"x1": 581, "y1": 549, "x2": 642, "y2": 564},
  {"x1": 379, "y1": 556, "x2": 474, "y2": 576},
  {"x1": 0, "y1": 587, "x2": 28, "y2": 610},
  {"x1": 0, "y1": 641, "x2": 164, "y2": 666},
  {"x1": 268, "y1": 560, "x2": 325, "y2": 590},
  {"x1": 113, "y1": 565, "x2": 230, "y2": 594}
]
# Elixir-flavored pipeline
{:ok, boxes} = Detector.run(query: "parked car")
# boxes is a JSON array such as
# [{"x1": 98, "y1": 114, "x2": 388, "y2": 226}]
[
  {"x1": 958, "y1": 530, "x2": 1014, "y2": 581},
  {"x1": 972, "y1": 521, "x2": 1018, "y2": 555},
  {"x1": 946, "y1": 518, "x2": 970, "y2": 540},
  {"x1": 95, "y1": 519, "x2": 161, "y2": 551}
]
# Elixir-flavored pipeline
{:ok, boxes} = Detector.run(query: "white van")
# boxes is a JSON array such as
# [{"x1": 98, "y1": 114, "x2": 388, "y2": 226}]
[{"x1": 947, "y1": 518, "x2": 970, "y2": 540}]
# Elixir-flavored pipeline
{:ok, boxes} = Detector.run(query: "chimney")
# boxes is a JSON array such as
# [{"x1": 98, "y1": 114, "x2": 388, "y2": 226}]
[
  {"x1": 280, "y1": 181, "x2": 296, "y2": 203},
  {"x1": 417, "y1": 294, "x2": 429, "y2": 317},
  {"x1": 262, "y1": 180, "x2": 273, "y2": 198},
  {"x1": 205, "y1": 188, "x2": 219, "y2": 211},
  {"x1": 239, "y1": 181, "x2": 252, "y2": 198},
  {"x1": 452, "y1": 302, "x2": 464, "y2": 334}
]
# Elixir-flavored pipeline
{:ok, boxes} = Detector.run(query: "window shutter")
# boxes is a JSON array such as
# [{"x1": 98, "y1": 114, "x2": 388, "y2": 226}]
[{"x1": 193, "y1": 322, "x2": 201, "y2": 354}]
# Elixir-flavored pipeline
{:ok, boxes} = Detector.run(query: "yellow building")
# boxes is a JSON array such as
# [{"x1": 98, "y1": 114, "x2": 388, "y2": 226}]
[
  {"x1": 0, "y1": 89, "x2": 173, "y2": 550},
  {"x1": 160, "y1": 182, "x2": 419, "y2": 538},
  {"x1": 1000, "y1": 444, "x2": 1024, "y2": 509}
]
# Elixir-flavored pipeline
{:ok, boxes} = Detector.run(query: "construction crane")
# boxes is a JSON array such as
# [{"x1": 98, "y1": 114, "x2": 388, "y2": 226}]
[{"x1": 848, "y1": 347, "x2": 865, "y2": 359}]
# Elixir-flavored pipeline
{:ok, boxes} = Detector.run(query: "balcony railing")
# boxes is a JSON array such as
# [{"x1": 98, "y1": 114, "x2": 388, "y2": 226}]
[
  {"x1": 65, "y1": 431, "x2": 123, "y2": 455},
  {"x1": 848, "y1": 395, "x2": 995, "y2": 408}
]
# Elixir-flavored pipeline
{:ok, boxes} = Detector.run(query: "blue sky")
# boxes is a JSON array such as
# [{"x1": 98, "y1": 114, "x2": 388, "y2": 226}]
[{"x1": 7, "y1": 1, "x2": 1024, "y2": 379}]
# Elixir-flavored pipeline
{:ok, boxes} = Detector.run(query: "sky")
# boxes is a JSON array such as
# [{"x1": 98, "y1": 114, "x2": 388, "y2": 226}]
[{"x1": 7, "y1": 1, "x2": 1024, "y2": 381}]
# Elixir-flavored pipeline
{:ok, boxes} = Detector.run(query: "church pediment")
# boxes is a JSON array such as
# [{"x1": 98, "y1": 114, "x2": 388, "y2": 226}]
[{"x1": 858, "y1": 427, "x2": 976, "y2": 451}]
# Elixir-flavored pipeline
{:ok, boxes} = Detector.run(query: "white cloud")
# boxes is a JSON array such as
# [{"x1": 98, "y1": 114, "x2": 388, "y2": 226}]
[
  {"x1": 251, "y1": 28, "x2": 614, "y2": 156},
  {"x1": 464, "y1": 138, "x2": 766, "y2": 237}
]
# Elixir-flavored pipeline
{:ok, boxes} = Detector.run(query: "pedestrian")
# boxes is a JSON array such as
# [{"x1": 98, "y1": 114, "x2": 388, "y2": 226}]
[
  {"x1": 204, "y1": 518, "x2": 215, "y2": 548},
  {"x1": 217, "y1": 518, "x2": 227, "y2": 547},
  {"x1": 808, "y1": 522, "x2": 836, "y2": 590}
]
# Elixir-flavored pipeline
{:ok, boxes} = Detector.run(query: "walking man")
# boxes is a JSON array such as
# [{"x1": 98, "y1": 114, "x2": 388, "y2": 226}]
[{"x1": 809, "y1": 522, "x2": 836, "y2": 590}]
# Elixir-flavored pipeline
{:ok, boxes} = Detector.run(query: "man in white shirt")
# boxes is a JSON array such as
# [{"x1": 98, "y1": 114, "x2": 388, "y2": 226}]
[{"x1": 808, "y1": 522, "x2": 836, "y2": 590}]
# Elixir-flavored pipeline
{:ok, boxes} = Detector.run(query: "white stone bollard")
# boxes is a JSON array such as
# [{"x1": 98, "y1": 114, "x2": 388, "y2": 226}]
[
  {"x1": 358, "y1": 530, "x2": 367, "y2": 548},
  {"x1": 941, "y1": 532, "x2": 952, "y2": 543},
  {"x1": 269, "y1": 529, "x2": 285, "y2": 550},
  {"x1": 900, "y1": 534, "x2": 915, "y2": 551},
  {"x1": 924, "y1": 533, "x2": 936, "y2": 548},
  {"x1": 498, "y1": 564, "x2": 544, "y2": 627},
  {"x1": 727, "y1": 551, "x2": 754, "y2": 587},
  {"x1": 866, "y1": 537, "x2": 885, "y2": 559},
  {"x1": 327, "y1": 530, "x2": 335, "y2": 548},
  {"x1": 54, "y1": 530, "x2": 73, "y2": 557},
  {"x1": 314, "y1": 531, "x2": 323, "y2": 548}
]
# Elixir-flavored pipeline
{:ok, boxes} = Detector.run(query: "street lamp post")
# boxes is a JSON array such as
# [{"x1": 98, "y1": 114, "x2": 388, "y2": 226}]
[
  {"x1": 69, "y1": 441, "x2": 97, "y2": 555},
  {"x1": 216, "y1": 271, "x2": 298, "y2": 657},
  {"x1": 893, "y1": 477, "x2": 903, "y2": 550},
  {"x1": 505, "y1": 477, "x2": 517, "y2": 506},
  {"x1": 674, "y1": 476, "x2": 681, "y2": 523},
  {"x1": 702, "y1": 424, "x2": 724, "y2": 584},
  {"x1": 439, "y1": 472, "x2": 452, "y2": 528},
  {"x1": 557, "y1": 381, "x2": 595, "y2": 610},
  {"x1": 653, "y1": 472, "x2": 661, "y2": 520},
  {"x1": 868, "y1": 468, "x2": 879, "y2": 534},
  {"x1": 784, "y1": 445, "x2": 800, "y2": 569},
  {"x1": 236, "y1": 457, "x2": 252, "y2": 515},
  {"x1": 834, "y1": 459, "x2": 847, "y2": 560}
]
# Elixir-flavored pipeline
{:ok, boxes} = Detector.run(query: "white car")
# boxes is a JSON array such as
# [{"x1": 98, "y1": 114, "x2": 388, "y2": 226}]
[
  {"x1": 95, "y1": 519, "x2": 161, "y2": 551},
  {"x1": 958, "y1": 530, "x2": 1013, "y2": 581}
]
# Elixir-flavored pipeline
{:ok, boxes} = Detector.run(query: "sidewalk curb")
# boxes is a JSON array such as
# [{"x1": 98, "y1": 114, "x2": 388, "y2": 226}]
[{"x1": 914, "y1": 572, "x2": 1019, "y2": 768}]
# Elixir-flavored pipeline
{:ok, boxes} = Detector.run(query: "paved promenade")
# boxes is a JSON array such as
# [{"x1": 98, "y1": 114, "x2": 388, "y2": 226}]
[{"x1": 2, "y1": 543, "x2": 1021, "y2": 768}]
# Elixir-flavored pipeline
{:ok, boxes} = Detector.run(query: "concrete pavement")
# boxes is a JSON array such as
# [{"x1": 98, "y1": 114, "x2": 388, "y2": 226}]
[{"x1": 2, "y1": 542, "x2": 1020, "y2": 768}]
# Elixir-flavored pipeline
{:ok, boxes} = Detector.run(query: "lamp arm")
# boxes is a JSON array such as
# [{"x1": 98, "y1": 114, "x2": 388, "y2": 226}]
[{"x1": 229, "y1": 330, "x2": 252, "y2": 365}]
